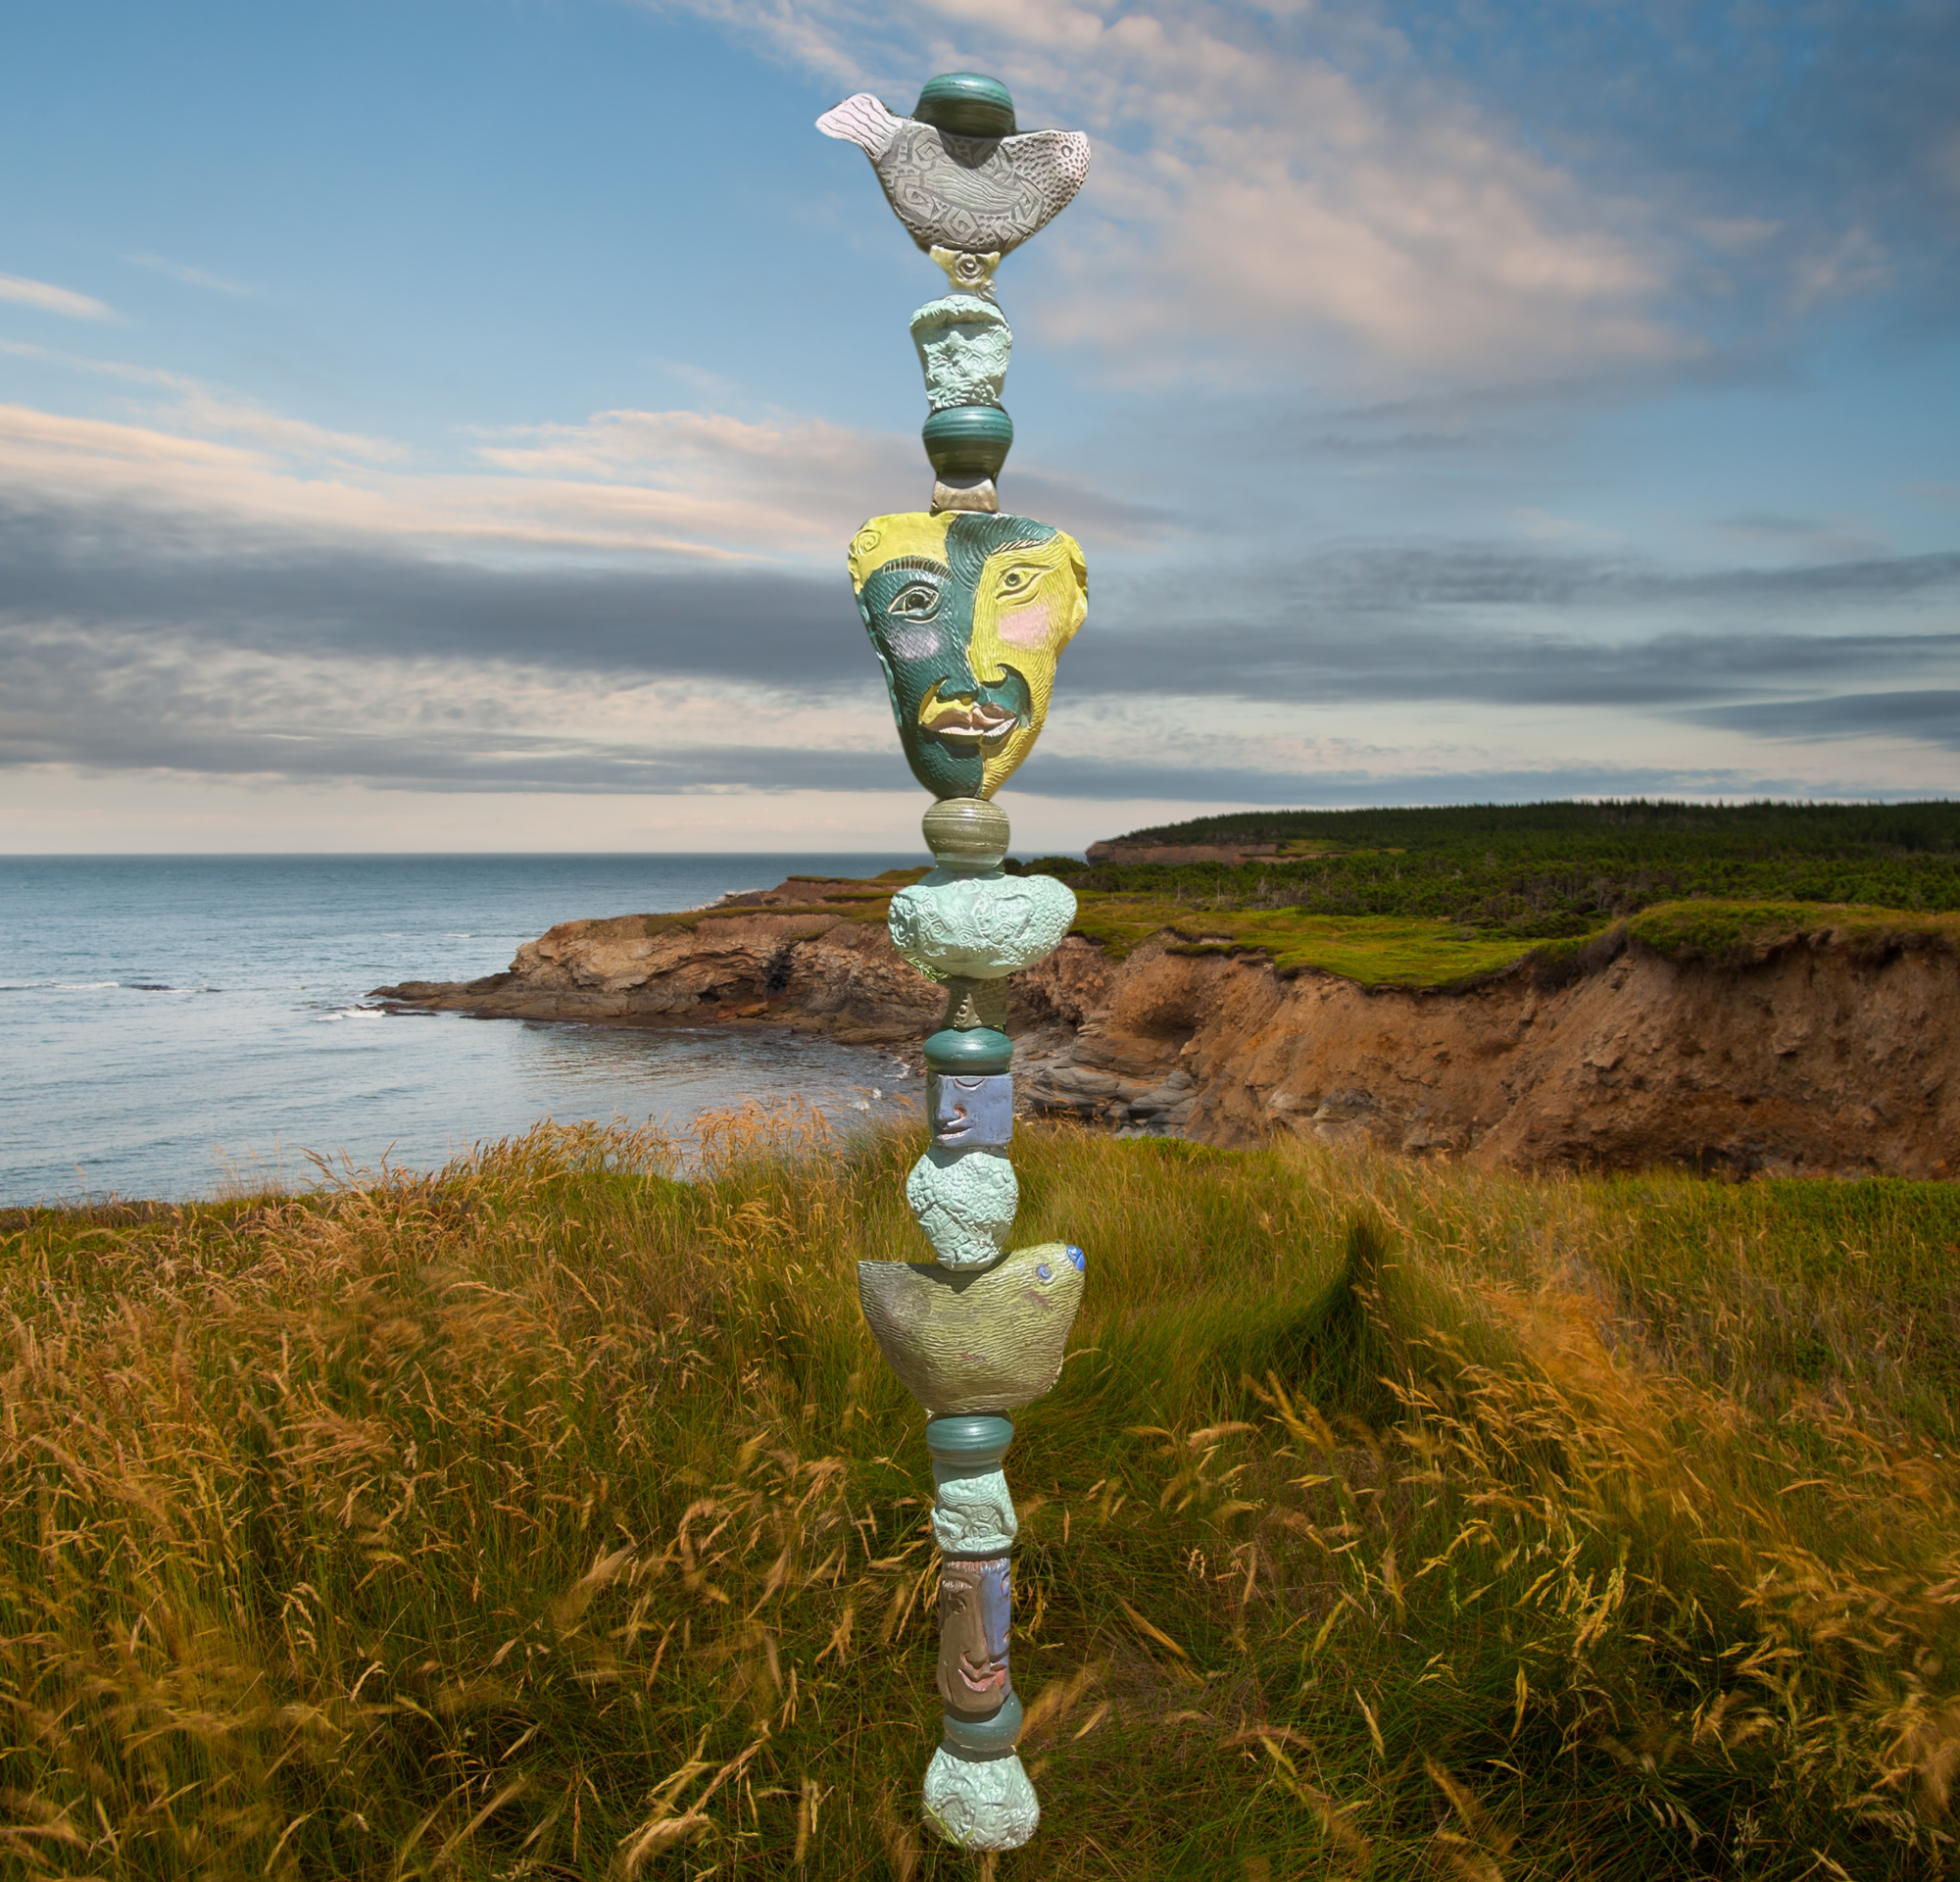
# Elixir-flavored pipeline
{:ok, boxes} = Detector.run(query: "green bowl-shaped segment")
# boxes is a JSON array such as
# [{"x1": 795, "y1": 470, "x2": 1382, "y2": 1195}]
[
  {"x1": 924, "y1": 1026, "x2": 1012, "y2": 1072},
  {"x1": 913, "y1": 72, "x2": 1016, "y2": 139},
  {"x1": 926, "y1": 1412, "x2": 1014, "y2": 1465},
  {"x1": 923, "y1": 404, "x2": 1013, "y2": 480}
]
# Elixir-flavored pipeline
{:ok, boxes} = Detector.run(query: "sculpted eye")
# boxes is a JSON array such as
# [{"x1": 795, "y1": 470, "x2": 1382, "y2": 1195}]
[
  {"x1": 890, "y1": 582, "x2": 940, "y2": 620},
  {"x1": 995, "y1": 564, "x2": 1043, "y2": 600}
]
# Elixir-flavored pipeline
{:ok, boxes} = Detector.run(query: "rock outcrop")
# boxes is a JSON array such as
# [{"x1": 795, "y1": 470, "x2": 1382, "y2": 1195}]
[
  {"x1": 374, "y1": 890, "x2": 1960, "y2": 1179},
  {"x1": 1014, "y1": 927, "x2": 1959, "y2": 1179},
  {"x1": 372, "y1": 900, "x2": 944, "y2": 1044}
]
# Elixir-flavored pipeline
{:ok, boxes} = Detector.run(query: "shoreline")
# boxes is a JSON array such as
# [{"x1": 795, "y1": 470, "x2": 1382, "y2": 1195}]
[{"x1": 370, "y1": 873, "x2": 1960, "y2": 1179}]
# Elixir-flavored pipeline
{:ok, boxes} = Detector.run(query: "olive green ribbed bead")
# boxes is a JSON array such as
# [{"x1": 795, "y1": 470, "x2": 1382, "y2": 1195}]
[{"x1": 923, "y1": 797, "x2": 1009, "y2": 870}]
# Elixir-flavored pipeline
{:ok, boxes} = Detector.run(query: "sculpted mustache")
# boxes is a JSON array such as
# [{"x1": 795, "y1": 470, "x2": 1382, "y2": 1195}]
[{"x1": 917, "y1": 686, "x2": 1023, "y2": 739}]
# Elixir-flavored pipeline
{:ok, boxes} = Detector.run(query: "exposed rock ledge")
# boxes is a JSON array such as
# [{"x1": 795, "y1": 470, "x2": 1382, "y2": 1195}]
[{"x1": 372, "y1": 893, "x2": 1960, "y2": 1179}]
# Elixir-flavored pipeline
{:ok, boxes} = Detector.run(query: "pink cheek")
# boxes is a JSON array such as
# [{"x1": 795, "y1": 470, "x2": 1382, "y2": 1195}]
[{"x1": 998, "y1": 602, "x2": 1055, "y2": 650}]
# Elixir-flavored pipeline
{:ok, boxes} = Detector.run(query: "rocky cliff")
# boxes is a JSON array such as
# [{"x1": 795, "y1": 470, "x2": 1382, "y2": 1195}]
[{"x1": 373, "y1": 883, "x2": 1960, "y2": 1179}]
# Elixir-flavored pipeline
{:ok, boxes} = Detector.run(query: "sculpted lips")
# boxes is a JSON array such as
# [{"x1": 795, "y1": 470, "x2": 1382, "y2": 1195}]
[
  {"x1": 957, "y1": 1654, "x2": 1006, "y2": 1696},
  {"x1": 919, "y1": 682, "x2": 1020, "y2": 744}
]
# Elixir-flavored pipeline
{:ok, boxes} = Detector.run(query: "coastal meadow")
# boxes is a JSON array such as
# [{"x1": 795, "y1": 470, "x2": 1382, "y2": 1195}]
[{"x1": 3, "y1": 1115, "x2": 1958, "y2": 1877}]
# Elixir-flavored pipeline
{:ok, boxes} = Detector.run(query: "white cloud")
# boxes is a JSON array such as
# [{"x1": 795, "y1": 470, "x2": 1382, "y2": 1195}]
[
  {"x1": 0, "y1": 272, "x2": 113, "y2": 321},
  {"x1": 0, "y1": 343, "x2": 404, "y2": 464},
  {"x1": 0, "y1": 371, "x2": 1157, "y2": 573},
  {"x1": 658, "y1": 0, "x2": 1688, "y2": 385},
  {"x1": 0, "y1": 396, "x2": 885, "y2": 561},
  {"x1": 125, "y1": 253, "x2": 256, "y2": 295}
]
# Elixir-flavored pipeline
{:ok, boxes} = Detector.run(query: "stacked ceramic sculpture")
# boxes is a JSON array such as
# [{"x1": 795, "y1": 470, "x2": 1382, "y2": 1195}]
[{"x1": 820, "y1": 71, "x2": 1093, "y2": 1852}]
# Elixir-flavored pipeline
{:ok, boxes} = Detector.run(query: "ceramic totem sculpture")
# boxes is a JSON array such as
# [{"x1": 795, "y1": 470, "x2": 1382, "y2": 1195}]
[{"x1": 820, "y1": 70, "x2": 1091, "y2": 1853}]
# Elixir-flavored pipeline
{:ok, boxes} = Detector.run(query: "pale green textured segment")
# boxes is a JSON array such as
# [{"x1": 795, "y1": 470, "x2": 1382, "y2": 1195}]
[
  {"x1": 906, "y1": 1145, "x2": 1017, "y2": 1268},
  {"x1": 858, "y1": 1242, "x2": 1084, "y2": 1415},
  {"x1": 911, "y1": 294, "x2": 1012, "y2": 413},
  {"x1": 921, "y1": 1747, "x2": 1039, "y2": 1851},
  {"x1": 889, "y1": 869, "x2": 1077, "y2": 979},
  {"x1": 931, "y1": 1463, "x2": 1016, "y2": 1556}
]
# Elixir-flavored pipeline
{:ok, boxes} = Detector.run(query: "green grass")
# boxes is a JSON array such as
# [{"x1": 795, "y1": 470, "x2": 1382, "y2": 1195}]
[
  {"x1": 1626, "y1": 899, "x2": 1960, "y2": 965},
  {"x1": 4, "y1": 1115, "x2": 1958, "y2": 1877},
  {"x1": 1062, "y1": 899, "x2": 1541, "y2": 985},
  {"x1": 1061, "y1": 895, "x2": 1960, "y2": 989},
  {"x1": 1048, "y1": 798, "x2": 1960, "y2": 938}
]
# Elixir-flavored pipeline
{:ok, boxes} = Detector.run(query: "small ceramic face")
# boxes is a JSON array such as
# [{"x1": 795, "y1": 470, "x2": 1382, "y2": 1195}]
[
  {"x1": 929, "y1": 1071, "x2": 1013, "y2": 1148},
  {"x1": 937, "y1": 1556, "x2": 1012, "y2": 1716},
  {"x1": 850, "y1": 511, "x2": 1088, "y2": 800}
]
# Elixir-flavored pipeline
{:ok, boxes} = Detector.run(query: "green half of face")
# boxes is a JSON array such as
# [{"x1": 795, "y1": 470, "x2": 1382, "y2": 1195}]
[{"x1": 855, "y1": 514, "x2": 1058, "y2": 800}]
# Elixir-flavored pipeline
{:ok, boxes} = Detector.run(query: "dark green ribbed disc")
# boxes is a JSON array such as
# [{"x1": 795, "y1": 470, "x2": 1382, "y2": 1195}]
[
  {"x1": 923, "y1": 1026, "x2": 1011, "y2": 1072},
  {"x1": 923, "y1": 404, "x2": 1013, "y2": 480},
  {"x1": 942, "y1": 1690, "x2": 1024, "y2": 1757},
  {"x1": 913, "y1": 72, "x2": 1016, "y2": 139}
]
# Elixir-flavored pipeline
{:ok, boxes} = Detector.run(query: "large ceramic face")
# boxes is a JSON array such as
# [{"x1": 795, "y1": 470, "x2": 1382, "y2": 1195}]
[{"x1": 849, "y1": 511, "x2": 1088, "y2": 800}]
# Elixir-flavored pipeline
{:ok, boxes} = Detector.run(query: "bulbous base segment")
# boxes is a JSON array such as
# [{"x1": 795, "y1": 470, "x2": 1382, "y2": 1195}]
[{"x1": 921, "y1": 1747, "x2": 1039, "y2": 1851}]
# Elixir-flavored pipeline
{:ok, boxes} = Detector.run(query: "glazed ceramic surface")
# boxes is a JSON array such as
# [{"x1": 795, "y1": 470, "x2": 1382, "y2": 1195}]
[{"x1": 849, "y1": 511, "x2": 1087, "y2": 799}]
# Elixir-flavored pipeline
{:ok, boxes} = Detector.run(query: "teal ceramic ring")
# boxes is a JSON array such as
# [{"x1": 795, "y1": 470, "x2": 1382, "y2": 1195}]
[
  {"x1": 926, "y1": 1413, "x2": 1014, "y2": 1465},
  {"x1": 923, "y1": 404, "x2": 1013, "y2": 480},
  {"x1": 941, "y1": 1690, "x2": 1024, "y2": 1758},
  {"x1": 912, "y1": 72, "x2": 1017, "y2": 139},
  {"x1": 923, "y1": 1026, "x2": 1012, "y2": 1072}
]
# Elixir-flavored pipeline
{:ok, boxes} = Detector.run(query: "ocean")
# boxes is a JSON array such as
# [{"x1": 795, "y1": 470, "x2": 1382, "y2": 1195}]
[{"x1": 0, "y1": 854, "x2": 923, "y2": 1208}]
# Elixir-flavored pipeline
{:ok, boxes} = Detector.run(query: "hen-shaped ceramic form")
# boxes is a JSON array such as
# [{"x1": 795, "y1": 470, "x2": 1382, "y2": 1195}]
[{"x1": 817, "y1": 79, "x2": 1089, "y2": 282}]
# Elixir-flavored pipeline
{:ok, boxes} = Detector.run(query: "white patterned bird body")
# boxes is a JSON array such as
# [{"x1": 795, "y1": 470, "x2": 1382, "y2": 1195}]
[{"x1": 817, "y1": 93, "x2": 1090, "y2": 266}]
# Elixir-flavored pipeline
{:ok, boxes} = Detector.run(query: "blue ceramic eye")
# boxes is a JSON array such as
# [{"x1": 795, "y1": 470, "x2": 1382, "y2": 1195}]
[
  {"x1": 1036, "y1": 1262, "x2": 1053, "y2": 1282},
  {"x1": 1064, "y1": 1244, "x2": 1086, "y2": 1271}
]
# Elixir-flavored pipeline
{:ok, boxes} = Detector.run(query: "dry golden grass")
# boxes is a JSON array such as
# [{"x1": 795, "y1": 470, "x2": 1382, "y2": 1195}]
[{"x1": 1, "y1": 1113, "x2": 1956, "y2": 1877}]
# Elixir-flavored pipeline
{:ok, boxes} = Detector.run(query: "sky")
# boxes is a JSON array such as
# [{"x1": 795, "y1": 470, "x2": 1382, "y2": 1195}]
[{"x1": 2, "y1": 0, "x2": 1956, "y2": 855}]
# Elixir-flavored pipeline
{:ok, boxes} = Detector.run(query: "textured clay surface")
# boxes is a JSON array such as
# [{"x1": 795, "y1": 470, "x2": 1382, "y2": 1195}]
[
  {"x1": 858, "y1": 1242, "x2": 1082, "y2": 1413},
  {"x1": 920, "y1": 1747, "x2": 1039, "y2": 1852}
]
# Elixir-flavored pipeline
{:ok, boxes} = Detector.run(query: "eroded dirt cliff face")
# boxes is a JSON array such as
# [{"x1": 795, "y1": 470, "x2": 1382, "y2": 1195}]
[
  {"x1": 1019, "y1": 932, "x2": 1960, "y2": 1178},
  {"x1": 374, "y1": 906, "x2": 1960, "y2": 1179}
]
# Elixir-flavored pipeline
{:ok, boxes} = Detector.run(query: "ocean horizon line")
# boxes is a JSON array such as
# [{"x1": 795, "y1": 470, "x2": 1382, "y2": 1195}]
[{"x1": 0, "y1": 849, "x2": 977, "y2": 862}]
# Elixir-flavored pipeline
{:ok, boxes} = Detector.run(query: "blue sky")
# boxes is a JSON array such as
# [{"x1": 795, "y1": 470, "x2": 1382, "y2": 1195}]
[{"x1": 2, "y1": 0, "x2": 1955, "y2": 853}]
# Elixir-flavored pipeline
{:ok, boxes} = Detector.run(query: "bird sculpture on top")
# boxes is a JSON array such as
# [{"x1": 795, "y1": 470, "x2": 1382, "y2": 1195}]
[{"x1": 817, "y1": 72, "x2": 1090, "y2": 298}]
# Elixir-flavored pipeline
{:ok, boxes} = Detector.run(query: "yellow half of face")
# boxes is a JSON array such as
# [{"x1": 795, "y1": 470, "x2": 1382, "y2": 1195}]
[{"x1": 968, "y1": 530, "x2": 1089, "y2": 795}]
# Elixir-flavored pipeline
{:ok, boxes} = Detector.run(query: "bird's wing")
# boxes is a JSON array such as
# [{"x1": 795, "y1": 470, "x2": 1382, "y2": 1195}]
[
  {"x1": 999, "y1": 129, "x2": 1092, "y2": 222},
  {"x1": 816, "y1": 92, "x2": 903, "y2": 160}
]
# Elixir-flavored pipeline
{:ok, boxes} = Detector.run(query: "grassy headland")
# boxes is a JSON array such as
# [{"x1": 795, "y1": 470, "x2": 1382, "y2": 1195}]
[
  {"x1": 1053, "y1": 800, "x2": 1960, "y2": 928},
  {"x1": 4, "y1": 1115, "x2": 1957, "y2": 1876},
  {"x1": 1012, "y1": 799, "x2": 1960, "y2": 989}
]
